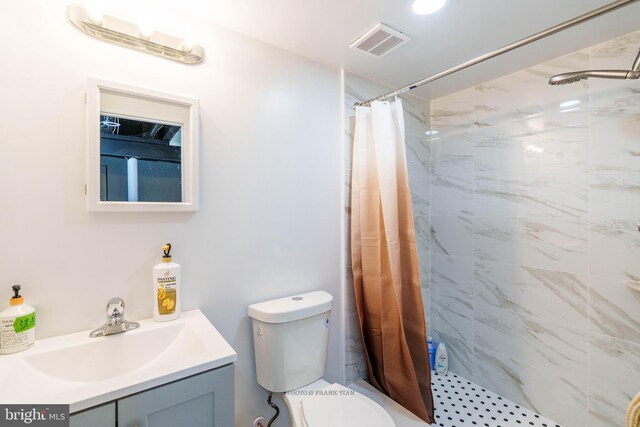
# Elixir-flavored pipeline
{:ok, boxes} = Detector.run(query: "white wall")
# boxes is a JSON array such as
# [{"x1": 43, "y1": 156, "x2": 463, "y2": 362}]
[{"x1": 0, "y1": 1, "x2": 343, "y2": 425}]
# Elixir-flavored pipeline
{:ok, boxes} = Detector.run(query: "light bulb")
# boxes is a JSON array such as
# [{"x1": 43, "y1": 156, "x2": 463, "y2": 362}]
[
  {"x1": 139, "y1": 20, "x2": 154, "y2": 40},
  {"x1": 412, "y1": 0, "x2": 447, "y2": 15},
  {"x1": 85, "y1": 0, "x2": 105, "y2": 25},
  {"x1": 182, "y1": 34, "x2": 199, "y2": 52}
]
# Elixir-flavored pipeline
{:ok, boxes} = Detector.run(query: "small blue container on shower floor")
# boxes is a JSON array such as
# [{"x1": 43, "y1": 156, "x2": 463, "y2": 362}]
[{"x1": 427, "y1": 336, "x2": 436, "y2": 370}]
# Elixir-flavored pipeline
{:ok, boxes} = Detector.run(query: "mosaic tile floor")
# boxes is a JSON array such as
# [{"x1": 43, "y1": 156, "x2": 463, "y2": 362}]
[{"x1": 431, "y1": 372, "x2": 562, "y2": 427}]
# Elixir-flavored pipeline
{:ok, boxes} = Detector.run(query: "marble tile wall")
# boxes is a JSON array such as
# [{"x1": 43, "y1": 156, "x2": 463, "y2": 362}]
[
  {"x1": 429, "y1": 30, "x2": 640, "y2": 427},
  {"x1": 343, "y1": 73, "x2": 430, "y2": 384}
]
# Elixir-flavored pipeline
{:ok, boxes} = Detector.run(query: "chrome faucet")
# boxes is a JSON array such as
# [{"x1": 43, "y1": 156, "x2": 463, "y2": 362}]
[{"x1": 89, "y1": 297, "x2": 140, "y2": 338}]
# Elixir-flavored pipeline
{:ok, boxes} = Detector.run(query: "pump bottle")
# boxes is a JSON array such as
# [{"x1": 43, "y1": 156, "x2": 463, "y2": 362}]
[
  {"x1": 152, "y1": 244, "x2": 181, "y2": 321},
  {"x1": 0, "y1": 285, "x2": 36, "y2": 354}
]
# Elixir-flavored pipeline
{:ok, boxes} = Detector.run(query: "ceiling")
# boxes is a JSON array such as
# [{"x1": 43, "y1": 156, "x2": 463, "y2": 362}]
[{"x1": 99, "y1": 0, "x2": 640, "y2": 99}]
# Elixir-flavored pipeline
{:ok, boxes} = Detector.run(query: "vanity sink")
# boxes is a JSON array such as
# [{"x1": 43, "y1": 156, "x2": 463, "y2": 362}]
[
  {"x1": 0, "y1": 310, "x2": 236, "y2": 412},
  {"x1": 24, "y1": 322, "x2": 207, "y2": 382}
]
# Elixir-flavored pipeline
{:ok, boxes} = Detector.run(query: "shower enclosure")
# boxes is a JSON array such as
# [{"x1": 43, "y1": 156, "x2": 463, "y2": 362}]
[{"x1": 344, "y1": 25, "x2": 640, "y2": 427}]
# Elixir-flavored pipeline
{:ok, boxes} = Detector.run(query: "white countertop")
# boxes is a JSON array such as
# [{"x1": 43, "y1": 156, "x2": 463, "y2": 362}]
[{"x1": 0, "y1": 310, "x2": 237, "y2": 412}]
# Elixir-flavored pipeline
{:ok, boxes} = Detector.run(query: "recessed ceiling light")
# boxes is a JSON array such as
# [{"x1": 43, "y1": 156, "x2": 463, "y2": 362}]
[{"x1": 412, "y1": 0, "x2": 447, "y2": 15}]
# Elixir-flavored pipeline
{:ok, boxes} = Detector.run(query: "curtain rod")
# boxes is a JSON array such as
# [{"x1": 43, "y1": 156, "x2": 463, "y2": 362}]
[{"x1": 355, "y1": 0, "x2": 639, "y2": 107}]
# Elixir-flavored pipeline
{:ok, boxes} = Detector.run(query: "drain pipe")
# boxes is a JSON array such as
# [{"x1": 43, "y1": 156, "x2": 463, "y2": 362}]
[{"x1": 267, "y1": 392, "x2": 280, "y2": 427}]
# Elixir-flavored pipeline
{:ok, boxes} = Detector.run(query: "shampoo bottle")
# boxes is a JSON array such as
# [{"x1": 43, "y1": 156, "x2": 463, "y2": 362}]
[
  {"x1": 153, "y1": 243, "x2": 181, "y2": 322},
  {"x1": 427, "y1": 336, "x2": 436, "y2": 371},
  {"x1": 0, "y1": 285, "x2": 36, "y2": 354},
  {"x1": 435, "y1": 342, "x2": 449, "y2": 376}
]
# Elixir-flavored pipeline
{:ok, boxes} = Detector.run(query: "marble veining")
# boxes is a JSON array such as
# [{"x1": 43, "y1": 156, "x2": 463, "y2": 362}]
[
  {"x1": 474, "y1": 303, "x2": 588, "y2": 381},
  {"x1": 590, "y1": 95, "x2": 640, "y2": 162},
  {"x1": 588, "y1": 390, "x2": 629, "y2": 427},
  {"x1": 474, "y1": 217, "x2": 588, "y2": 274},
  {"x1": 404, "y1": 141, "x2": 430, "y2": 178},
  {"x1": 589, "y1": 333, "x2": 640, "y2": 402},
  {"x1": 589, "y1": 157, "x2": 640, "y2": 220},
  {"x1": 345, "y1": 356, "x2": 368, "y2": 385},
  {"x1": 589, "y1": 275, "x2": 640, "y2": 344},
  {"x1": 431, "y1": 216, "x2": 473, "y2": 258},
  {"x1": 474, "y1": 261, "x2": 587, "y2": 330},
  {"x1": 474, "y1": 115, "x2": 588, "y2": 173},
  {"x1": 475, "y1": 163, "x2": 588, "y2": 218},
  {"x1": 409, "y1": 176, "x2": 430, "y2": 217},
  {"x1": 431, "y1": 87, "x2": 474, "y2": 133},
  {"x1": 432, "y1": 293, "x2": 473, "y2": 342},
  {"x1": 432, "y1": 254, "x2": 473, "y2": 298},
  {"x1": 589, "y1": 219, "x2": 640, "y2": 281},
  {"x1": 473, "y1": 346, "x2": 588, "y2": 427},
  {"x1": 431, "y1": 174, "x2": 473, "y2": 217},
  {"x1": 415, "y1": 215, "x2": 432, "y2": 286},
  {"x1": 430, "y1": 133, "x2": 474, "y2": 176},
  {"x1": 345, "y1": 312, "x2": 363, "y2": 363},
  {"x1": 421, "y1": 287, "x2": 431, "y2": 333}
]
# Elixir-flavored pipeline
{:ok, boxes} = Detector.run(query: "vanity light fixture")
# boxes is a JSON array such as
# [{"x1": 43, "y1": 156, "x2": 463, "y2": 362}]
[
  {"x1": 67, "y1": 5, "x2": 205, "y2": 65},
  {"x1": 412, "y1": 0, "x2": 448, "y2": 15}
]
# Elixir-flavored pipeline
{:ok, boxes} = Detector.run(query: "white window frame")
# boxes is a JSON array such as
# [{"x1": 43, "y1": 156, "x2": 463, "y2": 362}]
[{"x1": 86, "y1": 78, "x2": 199, "y2": 212}]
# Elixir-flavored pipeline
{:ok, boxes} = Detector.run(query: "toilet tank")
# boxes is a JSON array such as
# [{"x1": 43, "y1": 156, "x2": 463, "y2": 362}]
[{"x1": 248, "y1": 291, "x2": 333, "y2": 392}]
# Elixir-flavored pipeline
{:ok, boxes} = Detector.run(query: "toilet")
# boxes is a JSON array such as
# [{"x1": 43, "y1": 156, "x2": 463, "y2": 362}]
[{"x1": 248, "y1": 291, "x2": 395, "y2": 427}]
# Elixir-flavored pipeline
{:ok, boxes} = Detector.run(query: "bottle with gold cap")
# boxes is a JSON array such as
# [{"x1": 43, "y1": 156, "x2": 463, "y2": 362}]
[
  {"x1": 152, "y1": 243, "x2": 181, "y2": 322},
  {"x1": 0, "y1": 285, "x2": 36, "y2": 354}
]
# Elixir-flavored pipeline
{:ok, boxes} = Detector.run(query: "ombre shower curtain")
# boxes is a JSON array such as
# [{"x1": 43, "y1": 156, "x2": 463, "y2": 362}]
[{"x1": 350, "y1": 99, "x2": 434, "y2": 423}]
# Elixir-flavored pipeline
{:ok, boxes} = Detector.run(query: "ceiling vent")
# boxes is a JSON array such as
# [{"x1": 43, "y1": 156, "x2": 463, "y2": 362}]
[{"x1": 350, "y1": 23, "x2": 410, "y2": 57}]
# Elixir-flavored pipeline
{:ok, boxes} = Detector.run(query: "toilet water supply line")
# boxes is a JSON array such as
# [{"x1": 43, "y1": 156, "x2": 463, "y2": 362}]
[{"x1": 267, "y1": 392, "x2": 279, "y2": 427}]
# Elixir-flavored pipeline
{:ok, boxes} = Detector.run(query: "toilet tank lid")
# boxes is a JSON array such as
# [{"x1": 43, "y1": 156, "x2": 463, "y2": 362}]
[{"x1": 248, "y1": 291, "x2": 333, "y2": 323}]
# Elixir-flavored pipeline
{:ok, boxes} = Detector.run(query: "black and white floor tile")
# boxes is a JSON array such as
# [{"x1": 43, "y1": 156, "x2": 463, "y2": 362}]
[{"x1": 431, "y1": 372, "x2": 562, "y2": 427}]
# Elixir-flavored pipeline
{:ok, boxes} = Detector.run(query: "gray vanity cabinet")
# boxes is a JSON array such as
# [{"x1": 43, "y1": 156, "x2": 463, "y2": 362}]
[
  {"x1": 119, "y1": 365, "x2": 234, "y2": 427},
  {"x1": 69, "y1": 365, "x2": 234, "y2": 427},
  {"x1": 70, "y1": 402, "x2": 115, "y2": 427}
]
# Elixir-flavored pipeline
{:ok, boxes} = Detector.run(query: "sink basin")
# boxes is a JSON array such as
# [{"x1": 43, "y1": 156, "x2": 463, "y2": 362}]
[
  {"x1": 0, "y1": 310, "x2": 236, "y2": 412},
  {"x1": 24, "y1": 322, "x2": 206, "y2": 382}
]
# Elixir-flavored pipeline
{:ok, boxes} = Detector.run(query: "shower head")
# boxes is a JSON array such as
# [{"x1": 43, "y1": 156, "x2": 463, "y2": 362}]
[
  {"x1": 548, "y1": 49, "x2": 640, "y2": 86},
  {"x1": 548, "y1": 72, "x2": 589, "y2": 85},
  {"x1": 549, "y1": 70, "x2": 632, "y2": 85}
]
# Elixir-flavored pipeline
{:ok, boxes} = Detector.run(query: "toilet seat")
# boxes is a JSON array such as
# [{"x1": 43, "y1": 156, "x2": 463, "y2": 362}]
[{"x1": 285, "y1": 380, "x2": 395, "y2": 427}]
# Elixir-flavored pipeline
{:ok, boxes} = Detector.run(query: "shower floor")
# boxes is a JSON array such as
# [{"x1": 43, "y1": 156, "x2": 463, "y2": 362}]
[{"x1": 431, "y1": 372, "x2": 561, "y2": 427}]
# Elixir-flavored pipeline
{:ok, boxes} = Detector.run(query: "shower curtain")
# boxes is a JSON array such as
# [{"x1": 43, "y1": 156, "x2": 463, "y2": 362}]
[{"x1": 350, "y1": 99, "x2": 434, "y2": 423}]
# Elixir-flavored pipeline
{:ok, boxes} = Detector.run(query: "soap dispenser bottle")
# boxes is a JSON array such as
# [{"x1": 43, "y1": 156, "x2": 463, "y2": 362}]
[
  {"x1": 0, "y1": 285, "x2": 36, "y2": 354},
  {"x1": 435, "y1": 342, "x2": 449, "y2": 376},
  {"x1": 153, "y1": 243, "x2": 181, "y2": 322}
]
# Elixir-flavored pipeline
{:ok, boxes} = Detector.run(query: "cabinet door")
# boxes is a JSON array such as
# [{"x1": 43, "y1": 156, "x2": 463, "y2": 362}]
[
  {"x1": 70, "y1": 402, "x2": 116, "y2": 427},
  {"x1": 118, "y1": 364, "x2": 234, "y2": 427}
]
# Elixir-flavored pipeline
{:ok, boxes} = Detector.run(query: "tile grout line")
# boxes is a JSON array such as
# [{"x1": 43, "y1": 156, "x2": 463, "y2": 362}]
[
  {"x1": 471, "y1": 83, "x2": 477, "y2": 383},
  {"x1": 586, "y1": 43, "x2": 592, "y2": 426}
]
